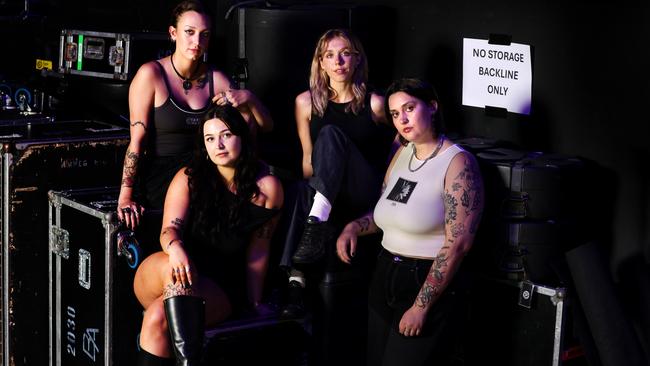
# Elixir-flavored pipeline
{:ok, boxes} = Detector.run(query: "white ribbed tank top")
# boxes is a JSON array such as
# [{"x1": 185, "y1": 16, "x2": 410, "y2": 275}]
[{"x1": 374, "y1": 142, "x2": 464, "y2": 258}]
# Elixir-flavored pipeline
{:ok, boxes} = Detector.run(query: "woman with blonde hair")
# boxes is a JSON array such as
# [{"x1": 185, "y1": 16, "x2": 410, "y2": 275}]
[{"x1": 280, "y1": 28, "x2": 396, "y2": 317}]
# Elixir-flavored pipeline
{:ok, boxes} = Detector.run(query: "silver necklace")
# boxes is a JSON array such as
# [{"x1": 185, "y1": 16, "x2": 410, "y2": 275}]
[{"x1": 408, "y1": 135, "x2": 445, "y2": 172}]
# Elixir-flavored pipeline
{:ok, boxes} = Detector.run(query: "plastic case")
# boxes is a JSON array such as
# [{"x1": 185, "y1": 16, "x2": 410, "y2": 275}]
[
  {"x1": 58, "y1": 29, "x2": 169, "y2": 80},
  {"x1": 465, "y1": 277, "x2": 581, "y2": 366},
  {"x1": 0, "y1": 120, "x2": 127, "y2": 366},
  {"x1": 48, "y1": 187, "x2": 143, "y2": 366}
]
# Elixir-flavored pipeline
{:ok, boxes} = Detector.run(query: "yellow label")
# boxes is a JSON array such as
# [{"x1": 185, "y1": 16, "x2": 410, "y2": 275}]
[{"x1": 35, "y1": 59, "x2": 53, "y2": 70}]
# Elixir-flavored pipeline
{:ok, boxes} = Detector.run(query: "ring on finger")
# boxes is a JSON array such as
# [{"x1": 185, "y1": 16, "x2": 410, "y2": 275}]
[
  {"x1": 121, "y1": 207, "x2": 131, "y2": 213},
  {"x1": 185, "y1": 266, "x2": 190, "y2": 273}
]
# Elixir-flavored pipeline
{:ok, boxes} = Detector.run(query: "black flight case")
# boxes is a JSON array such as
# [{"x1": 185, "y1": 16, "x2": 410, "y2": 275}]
[
  {"x1": 0, "y1": 120, "x2": 127, "y2": 366},
  {"x1": 48, "y1": 187, "x2": 142, "y2": 366}
]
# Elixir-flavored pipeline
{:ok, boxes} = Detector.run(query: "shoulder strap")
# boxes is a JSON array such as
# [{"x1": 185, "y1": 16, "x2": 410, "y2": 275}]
[
  {"x1": 208, "y1": 67, "x2": 215, "y2": 98},
  {"x1": 154, "y1": 61, "x2": 171, "y2": 93}
]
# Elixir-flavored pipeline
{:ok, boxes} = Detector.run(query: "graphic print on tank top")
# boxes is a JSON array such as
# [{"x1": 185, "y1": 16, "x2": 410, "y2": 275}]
[{"x1": 386, "y1": 177, "x2": 417, "y2": 204}]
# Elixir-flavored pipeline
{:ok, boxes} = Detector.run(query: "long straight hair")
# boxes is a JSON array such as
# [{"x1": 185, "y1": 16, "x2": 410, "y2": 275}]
[
  {"x1": 186, "y1": 105, "x2": 260, "y2": 241},
  {"x1": 309, "y1": 29, "x2": 368, "y2": 117}
]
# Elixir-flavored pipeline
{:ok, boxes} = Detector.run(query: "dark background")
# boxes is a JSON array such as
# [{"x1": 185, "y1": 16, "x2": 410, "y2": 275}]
[{"x1": 1, "y1": 0, "x2": 648, "y2": 363}]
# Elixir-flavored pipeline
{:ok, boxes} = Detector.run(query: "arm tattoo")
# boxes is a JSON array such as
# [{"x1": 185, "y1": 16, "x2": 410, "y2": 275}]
[
  {"x1": 451, "y1": 223, "x2": 465, "y2": 238},
  {"x1": 171, "y1": 217, "x2": 185, "y2": 229},
  {"x1": 355, "y1": 217, "x2": 371, "y2": 233},
  {"x1": 443, "y1": 192, "x2": 458, "y2": 224},
  {"x1": 130, "y1": 121, "x2": 146, "y2": 131},
  {"x1": 416, "y1": 248, "x2": 449, "y2": 308},
  {"x1": 451, "y1": 156, "x2": 484, "y2": 234},
  {"x1": 121, "y1": 149, "x2": 140, "y2": 187}
]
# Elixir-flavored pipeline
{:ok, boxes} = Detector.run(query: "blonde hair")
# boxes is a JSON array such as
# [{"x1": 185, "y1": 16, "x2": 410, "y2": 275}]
[{"x1": 309, "y1": 29, "x2": 368, "y2": 117}]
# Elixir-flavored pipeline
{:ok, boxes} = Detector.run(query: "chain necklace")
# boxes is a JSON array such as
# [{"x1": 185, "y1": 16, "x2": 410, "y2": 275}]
[
  {"x1": 170, "y1": 54, "x2": 201, "y2": 94},
  {"x1": 408, "y1": 135, "x2": 445, "y2": 172}
]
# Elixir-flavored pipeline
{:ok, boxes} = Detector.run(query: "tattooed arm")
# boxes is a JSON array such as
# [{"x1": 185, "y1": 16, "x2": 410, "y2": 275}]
[
  {"x1": 117, "y1": 62, "x2": 157, "y2": 228},
  {"x1": 246, "y1": 175, "x2": 283, "y2": 307},
  {"x1": 336, "y1": 145, "x2": 406, "y2": 264},
  {"x1": 400, "y1": 151, "x2": 484, "y2": 336},
  {"x1": 160, "y1": 168, "x2": 193, "y2": 288},
  {"x1": 336, "y1": 205, "x2": 383, "y2": 265}
]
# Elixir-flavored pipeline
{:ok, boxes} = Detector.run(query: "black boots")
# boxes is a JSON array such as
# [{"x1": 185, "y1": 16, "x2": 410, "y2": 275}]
[
  {"x1": 291, "y1": 216, "x2": 335, "y2": 264},
  {"x1": 163, "y1": 296, "x2": 206, "y2": 366},
  {"x1": 280, "y1": 280, "x2": 307, "y2": 319},
  {"x1": 137, "y1": 348, "x2": 173, "y2": 366}
]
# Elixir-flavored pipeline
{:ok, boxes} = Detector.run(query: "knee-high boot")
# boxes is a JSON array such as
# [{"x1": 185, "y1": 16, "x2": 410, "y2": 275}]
[
  {"x1": 163, "y1": 296, "x2": 206, "y2": 366},
  {"x1": 137, "y1": 348, "x2": 173, "y2": 366}
]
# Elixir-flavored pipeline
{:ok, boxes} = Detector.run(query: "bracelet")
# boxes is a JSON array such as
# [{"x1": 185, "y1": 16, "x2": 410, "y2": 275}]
[{"x1": 167, "y1": 239, "x2": 182, "y2": 250}]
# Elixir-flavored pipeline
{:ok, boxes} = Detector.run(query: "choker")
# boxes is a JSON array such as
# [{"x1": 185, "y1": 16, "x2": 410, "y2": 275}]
[
  {"x1": 170, "y1": 54, "x2": 201, "y2": 94},
  {"x1": 408, "y1": 135, "x2": 445, "y2": 172}
]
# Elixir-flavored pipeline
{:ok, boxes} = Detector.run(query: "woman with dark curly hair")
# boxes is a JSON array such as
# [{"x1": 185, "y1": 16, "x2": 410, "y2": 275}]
[{"x1": 133, "y1": 104, "x2": 283, "y2": 365}]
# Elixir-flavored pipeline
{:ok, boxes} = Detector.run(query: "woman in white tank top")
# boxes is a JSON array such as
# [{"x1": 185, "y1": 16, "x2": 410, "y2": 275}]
[{"x1": 336, "y1": 78, "x2": 484, "y2": 366}]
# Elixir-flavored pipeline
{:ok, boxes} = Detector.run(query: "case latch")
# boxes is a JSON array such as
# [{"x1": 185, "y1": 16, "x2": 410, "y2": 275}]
[{"x1": 50, "y1": 226, "x2": 70, "y2": 259}]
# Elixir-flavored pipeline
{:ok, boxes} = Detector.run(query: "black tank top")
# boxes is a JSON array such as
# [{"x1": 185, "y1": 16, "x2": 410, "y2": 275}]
[
  {"x1": 151, "y1": 61, "x2": 214, "y2": 157},
  {"x1": 309, "y1": 93, "x2": 395, "y2": 174}
]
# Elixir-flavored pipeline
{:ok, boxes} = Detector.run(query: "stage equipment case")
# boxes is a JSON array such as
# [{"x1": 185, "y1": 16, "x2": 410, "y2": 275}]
[
  {"x1": 465, "y1": 277, "x2": 584, "y2": 366},
  {"x1": 48, "y1": 187, "x2": 308, "y2": 366},
  {"x1": 0, "y1": 120, "x2": 127, "y2": 366},
  {"x1": 58, "y1": 29, "x2": 169, "y2": 80},
  {"x1": 48, "y1": 187, "x2": 142, "y2": 366}
]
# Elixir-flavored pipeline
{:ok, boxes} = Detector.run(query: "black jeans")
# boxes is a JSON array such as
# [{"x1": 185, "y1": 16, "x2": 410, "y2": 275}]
[
  {"x1": 367, "y1": 249, "x2": 469, "y2": 366},
  {"x1": 280, "y1": 125, "x2": 384, "y2": 268}
]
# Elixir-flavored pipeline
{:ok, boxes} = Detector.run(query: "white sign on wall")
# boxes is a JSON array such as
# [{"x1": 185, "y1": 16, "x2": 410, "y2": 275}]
[{"x1": 462, "y1": 38, "x2": 532, "y2": 115}]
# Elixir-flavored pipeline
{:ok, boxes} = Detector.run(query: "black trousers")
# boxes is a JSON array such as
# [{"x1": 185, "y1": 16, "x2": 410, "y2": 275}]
[
  {"x1": 367, "y1": 249, "x2": 469, "y2": 366},
  {"x1": 280, "y1": 125, "x2": 384, "y2": 268}
]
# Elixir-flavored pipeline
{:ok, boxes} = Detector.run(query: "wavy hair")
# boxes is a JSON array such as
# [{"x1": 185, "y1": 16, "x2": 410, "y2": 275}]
[
  {"x1": 309, "y1": 29, "x2": 368, "y2": 117},
  {"x1": 384, "y1": 78, "x2": 446, "y2": 146},
  {"x1": 186, "y1": 104, "x2": 261, "y2": 242}
]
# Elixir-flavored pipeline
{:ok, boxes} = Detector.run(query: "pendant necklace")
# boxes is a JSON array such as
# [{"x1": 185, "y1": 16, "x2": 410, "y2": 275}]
[
  {"x1": 170, "y1": 54, "x2": 201, "y2": 94},
  {"x1": 408, "y1": 135, "x2": 445, "y2": 172}
]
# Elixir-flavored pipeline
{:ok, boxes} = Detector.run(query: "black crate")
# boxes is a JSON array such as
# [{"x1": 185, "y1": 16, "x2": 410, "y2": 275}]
[
  {"x1": 0, "y1": 120, "x2": 127, "y2": 366},
  {"x1": 464, "y1": 276, "x2": 584, "y2": 366},
  {"x1": 48, "y1": 187, "x2": 143, "y2": 366},
  {"x1": 58, "y1": 29, "x2": 169, "y2": 80}
]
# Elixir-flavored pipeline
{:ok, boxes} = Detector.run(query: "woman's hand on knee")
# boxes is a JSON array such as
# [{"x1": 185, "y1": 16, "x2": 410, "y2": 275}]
[{"x1": 167, "y1": 245, "x2": 194, "y2": 288}]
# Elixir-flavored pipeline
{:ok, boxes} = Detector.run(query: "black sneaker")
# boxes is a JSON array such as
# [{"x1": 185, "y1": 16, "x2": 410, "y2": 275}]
[
  {"x1": 291, "y1": 216, "x2": 335, "y2": 264},
  {"x1": 280, "y1": 280, "x2": 306, "y2": 319}
]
